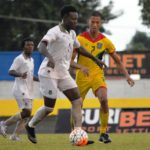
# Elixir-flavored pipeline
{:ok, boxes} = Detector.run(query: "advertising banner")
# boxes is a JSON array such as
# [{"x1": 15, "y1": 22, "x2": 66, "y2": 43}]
[
  {"x1": 55, "y1": 108, "x2": 150, "y2": 133},
  {"x1": 104, "y1": 51, "x2": 150, "y2": 78},
  {"x1": 0, "y1": 51, "x2": 149, "y2": 80}
]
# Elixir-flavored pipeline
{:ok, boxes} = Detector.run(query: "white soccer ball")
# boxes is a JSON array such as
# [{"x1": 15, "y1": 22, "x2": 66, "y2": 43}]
[{"x1": 69, "y1": 128, "x2": 88, "y2": 146}]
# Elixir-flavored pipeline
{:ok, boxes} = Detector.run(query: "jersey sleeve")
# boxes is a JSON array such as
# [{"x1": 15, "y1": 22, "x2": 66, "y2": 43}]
[
  {"x1": 42, "y1": 29, "x2": 57, "y2": 43},
  {"x1": 9, "y1": 57, "x2": 22, "y2": 71},
  {"x1": 105, "y1": 38, "x2": 116, "y2": 54},
  {"x1": 72, "y1": 31, "x2": 80, "y2": 48},
  {"x1": 74, "y1": 37, "x2": 80, "y2": 48}
]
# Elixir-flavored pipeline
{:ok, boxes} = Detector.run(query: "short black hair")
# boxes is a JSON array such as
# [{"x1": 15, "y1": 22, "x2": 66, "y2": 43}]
[
  {"x1": 60, "y1": 5, "x2": 77, "y2": 19},
  {"x1": 91, "y1": 11, "x2": 103, "y2": 19},
  {"x1": 21, "y1": 37, "x2": 34, "y2": 48}
]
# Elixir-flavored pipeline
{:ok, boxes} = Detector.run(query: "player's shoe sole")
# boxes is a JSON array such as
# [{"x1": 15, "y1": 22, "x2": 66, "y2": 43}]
[{"x1": 25, "y1": 124, "x2": 37, "y2": 144}]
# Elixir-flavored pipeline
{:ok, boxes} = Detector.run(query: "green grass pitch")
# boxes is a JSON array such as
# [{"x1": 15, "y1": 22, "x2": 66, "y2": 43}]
[{"x1": 0, "y1": 133, "x2": 150, "y2": 150}]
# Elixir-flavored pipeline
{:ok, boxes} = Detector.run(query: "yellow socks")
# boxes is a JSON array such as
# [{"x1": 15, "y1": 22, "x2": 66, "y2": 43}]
[{"x1": 100, "y1": 111, "x2": 109, "y2": 134}]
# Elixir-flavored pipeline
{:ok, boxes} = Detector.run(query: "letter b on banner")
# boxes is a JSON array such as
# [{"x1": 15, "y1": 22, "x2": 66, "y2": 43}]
[{"x1": 119, "y1": 112, "x2": 135, "y2": 127}]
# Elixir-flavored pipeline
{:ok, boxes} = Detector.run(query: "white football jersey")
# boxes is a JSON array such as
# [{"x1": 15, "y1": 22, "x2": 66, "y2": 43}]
[
  {"x1": 38, "y1": 25, "x2": 80, "y2": 79},
  {"x1": 9, "y1": 54, "x2": 34, "y2": 99}
]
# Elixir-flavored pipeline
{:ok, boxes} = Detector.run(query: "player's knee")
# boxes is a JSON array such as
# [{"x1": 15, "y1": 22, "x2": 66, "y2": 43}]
[
  {"x1": 44, "y1": 106, "x2": 53, "y2": 115},
  {"x1": 44, "y1": 96, "x2": 56, "y2": 108},
  {"x1": 21, "y1": 109, "x2": 31, "y2": 119}
]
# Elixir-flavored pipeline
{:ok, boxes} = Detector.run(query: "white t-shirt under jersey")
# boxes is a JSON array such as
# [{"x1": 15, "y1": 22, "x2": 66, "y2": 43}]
[
  {"x1": 38, "y1": 25, "x2": 80, "y2": 79},
  {"x1": 9, "y1": 54, "x2": 34, "y2": 99}
]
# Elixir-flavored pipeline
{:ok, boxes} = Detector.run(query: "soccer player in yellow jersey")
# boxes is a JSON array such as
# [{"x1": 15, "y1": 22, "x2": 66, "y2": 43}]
[{"x1": 72, "y1": 11, "x2": 135, "y2": 143}]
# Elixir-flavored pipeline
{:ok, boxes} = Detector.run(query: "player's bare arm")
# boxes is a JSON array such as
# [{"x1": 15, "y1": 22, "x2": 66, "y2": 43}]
[
  {"x1": 70, "y1": 50, "x2": 89, "y2": 76},
  {"x1": 38, "y1": 41, "x2": 55, "y2": 68},
  {"x1": 110, "y1": 52, "x2": 135, "y2": 87},
  {"x1": 70, "y1": 60, "x2": 89, "y2": 76},
  {"x1": 9, "y1": 70, "x2": 27, "y2": 79},
  {"x1": 76, "y1": 46, "x2": 107, "y2": 68}
]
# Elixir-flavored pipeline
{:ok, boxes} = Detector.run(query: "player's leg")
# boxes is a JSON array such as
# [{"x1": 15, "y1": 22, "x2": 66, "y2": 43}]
[
  {"x1": 0, "y1": 113, "x2": 22, "y2": 137},
  {"x1": 70, "y1": 75, "x2": 90, "y2": 129},
  {"x1": 9, "y1": 98, "x2": 33, "y2": 141},
  {"x1": 25, "y1": 76, "x2": 57, "y2": 144},
  {"x1": 61, "y1": 77, "x2": 94, "y2": 145},
  {"x1": 95, "y1": 88, "x2": 111, "y2": 143},
  {"x1": 0, "y1": 98, "x2": 32, "y2": 138},
  {"x1": 92, "y1": 75, "x2": 111, "y2": 143},
  {"x1": 70, "y1": 87, "x2": 88, "y2": 130},
  {"x1": 63, "y1": 87, "x2": 82, "y2": 128},
  {"x1": 9, "y1": 119, "x2": 24, "y2": 141},
  {"x1": 28, "y1": 97, "x2": 55, "y2": 128},
  {"x1": 59, "y1": 77, "x2": 82, "y2": 128},
  {"x1": 26, "y1": 96, "x2": 55, "y2": 143}
]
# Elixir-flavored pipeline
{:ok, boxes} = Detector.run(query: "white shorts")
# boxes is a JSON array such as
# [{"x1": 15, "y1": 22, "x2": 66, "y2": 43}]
[
  {"x1": 15, "y1": 96, "x2": 33, "y2": 109},
  {"x1": 39, "y1": 75, "x2": 77, "y2": 99}
]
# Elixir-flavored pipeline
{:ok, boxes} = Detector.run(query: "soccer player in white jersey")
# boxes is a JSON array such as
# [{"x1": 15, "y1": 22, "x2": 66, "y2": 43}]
[
  {"x1": 25, "y1": 5, "x2": 106, "y2": 144},
  {"x1": 0, "y1": 38, "x2": 39, "y2": 141}
]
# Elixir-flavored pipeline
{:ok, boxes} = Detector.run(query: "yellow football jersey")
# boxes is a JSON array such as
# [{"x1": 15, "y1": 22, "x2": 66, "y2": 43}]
[{"x1": 77, "y1": 31, "x2": 115, "y2": 76}]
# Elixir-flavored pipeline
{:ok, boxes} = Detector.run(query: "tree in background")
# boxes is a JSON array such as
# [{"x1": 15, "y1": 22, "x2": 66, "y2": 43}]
[
  {"x1": 127, "y1": 1, "x2": 150, "y2": 51},
  {"x1": 139, "y1": 0, "x2": 150, "y2": 27},
  {"x1": 0, "y1": 0, "x2": 121, "y2": 51},
  {"x1": 126, "y1": 31, "x2": 150, "y2": 51}
]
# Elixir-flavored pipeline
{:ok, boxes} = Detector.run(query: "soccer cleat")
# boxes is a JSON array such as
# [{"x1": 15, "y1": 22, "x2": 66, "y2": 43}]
[
  {"x1": 99, "y1": 133, "x2": 112, "y2": 144},
  {"x1": 87, "y1": 140, "x2": 95, "y2": 145},
  {"x1": 0, "y1": 121, "x2": 7, "y2": 137},
  {"x1": 25, "y1": 124, "x2": 37, "y2": 144},
  {"x1": 9, "y1": 134, "x2": 21, "y2": 141}
]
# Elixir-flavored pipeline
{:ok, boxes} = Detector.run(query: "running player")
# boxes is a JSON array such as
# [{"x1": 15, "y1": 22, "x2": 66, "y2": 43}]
[
  {"x1": 25, "y1": 5, "x2": 105, "y2": 144},
  {"x1": 72, "y1": 11, "x2": 135, "y2": 143},
  {"x1": 0, "y1": 38, "x2": 38, "y2": 141}
]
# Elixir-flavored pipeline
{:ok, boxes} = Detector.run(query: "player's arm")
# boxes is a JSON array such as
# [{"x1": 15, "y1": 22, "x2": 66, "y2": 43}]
[
  {"x1": 110, "y1": 52, "x2": 135, "y2": 87},
  {"x1": 70, "y1": 50, "x2": 89, "y2": 76},
  {"x1": 70, "y1": 49, "x2": 83, "y2": 70},
  {"x1": 76, "y1": 46, "x2": 107, "y2": 68},
  {"x1": 9, "y1": 57, "x2": 27, "y2": 79},
  {"x1": 38, "y1": 41, "x2": 55, "y2": 68},
  {"x1": 9, "y1": 70, "x2": 27, "y2": 79}
]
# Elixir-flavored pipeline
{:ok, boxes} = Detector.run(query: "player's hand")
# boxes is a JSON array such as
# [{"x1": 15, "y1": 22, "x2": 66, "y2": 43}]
[
  {"x1": 94, "y1": 57, "x2": 107, "y2": 69},
  {"x1": 127, "y1": 77, "x2": 135, "y2": 87},
  {"x1": 80, "y1": 66, "x2": 89, "y2": 76},
  {"x1": 21, "y1": 72, "x2": 27, "y2": 79},
  {"x1": 47, "y1": 60, "x2": 55, "y2": 68}
]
